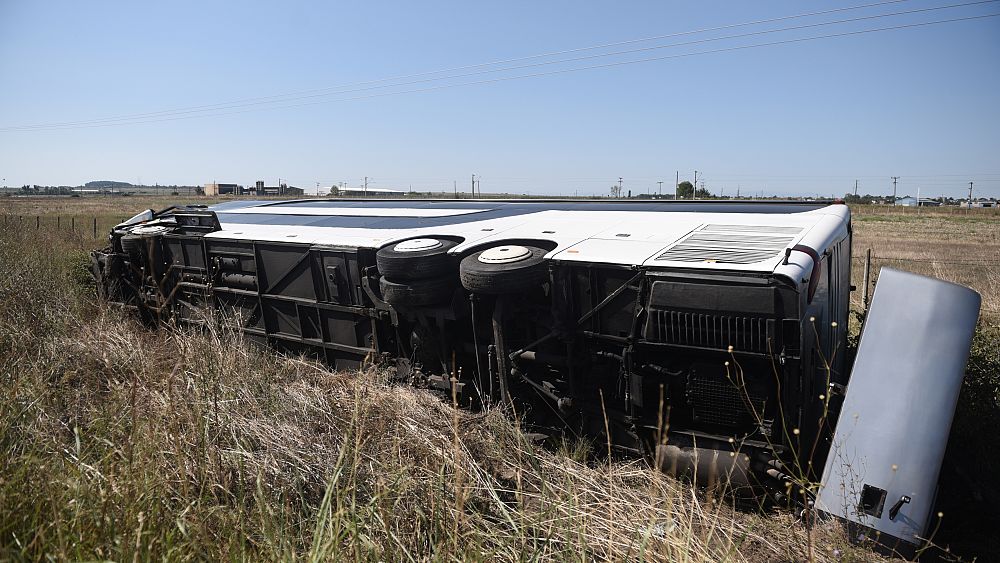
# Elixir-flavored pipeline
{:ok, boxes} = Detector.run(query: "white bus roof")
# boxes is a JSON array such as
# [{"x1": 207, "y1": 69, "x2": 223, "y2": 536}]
[{"x1": 206, "y1": 199, "x2": 850, "y2": 279}]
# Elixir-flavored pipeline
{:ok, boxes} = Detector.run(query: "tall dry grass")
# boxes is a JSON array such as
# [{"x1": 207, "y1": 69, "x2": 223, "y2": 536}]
[{"x1": 0, "y1": 218, "x2": 885, "y2": 561}]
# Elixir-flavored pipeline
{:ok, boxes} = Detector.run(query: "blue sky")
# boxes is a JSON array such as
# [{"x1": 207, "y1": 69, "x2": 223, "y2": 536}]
[{"x1": 1, "y1": 1, "x2": 998, "y2": 198}]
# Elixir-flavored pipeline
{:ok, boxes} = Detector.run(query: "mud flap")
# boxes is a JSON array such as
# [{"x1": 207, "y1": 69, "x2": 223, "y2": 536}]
[{"x1": 816, "y1": 268, "x2": 980, "y2": 554}]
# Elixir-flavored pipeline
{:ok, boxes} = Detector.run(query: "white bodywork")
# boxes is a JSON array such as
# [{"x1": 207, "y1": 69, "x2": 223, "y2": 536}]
[
  {"x1": 816, "y1": 268, "x2": 980, "y2": 548},
  {"x1": 207, "y1": 200, "x2": 851, "y2": 286}
]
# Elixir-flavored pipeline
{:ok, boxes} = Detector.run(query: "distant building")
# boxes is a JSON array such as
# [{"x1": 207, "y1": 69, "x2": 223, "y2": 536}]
[
  {"x1": 895, "y1": 196, "x2": 941, "y2": 207},
  {"x1": 246, "y1": 180, "x2": 304, "y2": 197},
  {"x1": 335, "y1": 187, "x2": 405, "y2": 197},
  {"x1": 204, "y1": 183, "x2": 240, "y2": 196}
]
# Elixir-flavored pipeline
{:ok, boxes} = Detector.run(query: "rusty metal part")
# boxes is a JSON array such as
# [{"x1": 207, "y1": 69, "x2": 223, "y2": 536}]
[{"x1": 655, "y1": 445, "x2": 752, "y2": 489}]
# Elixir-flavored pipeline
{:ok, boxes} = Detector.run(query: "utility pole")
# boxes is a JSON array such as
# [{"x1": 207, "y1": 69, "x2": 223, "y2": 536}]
[
  {"x1": 657, "y1": 181, "x2": 663, "y2": 197},
  {"x1": 364, "y1": 176, "x2": 368, "y2": 196},
  {"x1": 675, "y1": 170, "x2": 679, "y2": 200},
  {"x1": 693, "y1": 170, "x2": 698, "y2": 199},
  {"x1": 618, "y1": 177, "x2": 623, "y2": 198},
  {"x1": 891, "y1": 176, "x2": 899, "y2": 205},
  {"x1": 471, "y1": 174, "x2": 476, "y2": 198},
  {"x1": 316, "y1": 181, "x2": 320, "y2": 196},
  {"x1": 968, "y1": 181, "x2": 974, "y2": 209},
  {"x1": 454, "y1": 180, "x2": 457, "y2": 198},
  {"x1": 854, "y1": 179, "x2": 858, "y2": 197}
]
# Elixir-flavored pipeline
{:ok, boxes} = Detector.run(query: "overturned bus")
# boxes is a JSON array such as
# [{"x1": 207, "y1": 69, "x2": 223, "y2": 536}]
[{"x1": 91, "y1": 199, "x2": 979, "y2": 552}]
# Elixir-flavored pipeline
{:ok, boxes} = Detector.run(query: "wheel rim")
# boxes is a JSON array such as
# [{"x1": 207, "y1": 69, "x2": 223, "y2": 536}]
[
  {"x1": 478, "y1": 245, "x2": 532, "y2": 264},
  {"x1": 393, "y1": 238, "x2": 443, "y2": 252}
]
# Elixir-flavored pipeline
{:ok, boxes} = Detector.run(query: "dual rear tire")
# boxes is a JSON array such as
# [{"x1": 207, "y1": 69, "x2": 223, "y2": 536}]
[
  {"x1": 376, "y1": 238, "x2": 457, "y2": 307},
  {"x1": 375, "y1": 238, "x2": 550, "y2": 306}
]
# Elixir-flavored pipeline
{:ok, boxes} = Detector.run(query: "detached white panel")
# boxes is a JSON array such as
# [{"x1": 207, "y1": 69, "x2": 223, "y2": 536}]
[{"x1": 816, "y1": 268, "x2": 980, "y2": 548}]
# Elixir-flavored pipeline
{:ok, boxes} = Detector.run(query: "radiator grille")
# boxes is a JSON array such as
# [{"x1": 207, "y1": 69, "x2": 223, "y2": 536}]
[
  {"x1": 686, "y1": 373, "x2": 766, "y2": 429},
  {"x1": 649, "y1": 310, "x2": 771, "y2": 353},
  {"x1": 655, "y1": 224, "x2": 804, "y2": 264}
]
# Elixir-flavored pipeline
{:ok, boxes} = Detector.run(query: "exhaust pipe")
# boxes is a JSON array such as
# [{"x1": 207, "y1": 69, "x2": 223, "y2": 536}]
[{"x1": 656, "y1": 445, "x2": 753, "y2": 490}]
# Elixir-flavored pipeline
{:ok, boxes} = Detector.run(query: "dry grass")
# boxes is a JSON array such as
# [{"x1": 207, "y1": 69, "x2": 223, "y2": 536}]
[
  {"x1": 851, "y1": 206, "x2": 1000, "y2": 316},
  {"x1": 0, "y1": 194, "x2": 224, "y2": 216}
]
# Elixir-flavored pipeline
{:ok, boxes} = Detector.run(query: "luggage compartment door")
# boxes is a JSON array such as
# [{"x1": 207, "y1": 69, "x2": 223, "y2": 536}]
[{"x1": 816, "y1": 268, "x2": 980, "y2": 551}]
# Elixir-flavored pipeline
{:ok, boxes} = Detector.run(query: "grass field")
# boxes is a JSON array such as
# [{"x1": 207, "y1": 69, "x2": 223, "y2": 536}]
[
  {"x1": 851, "y1": 205, "x2": 1000, "y2": 316},
  {"x1": 1, "y1": 196, "x2": 998, "y2": 561}
]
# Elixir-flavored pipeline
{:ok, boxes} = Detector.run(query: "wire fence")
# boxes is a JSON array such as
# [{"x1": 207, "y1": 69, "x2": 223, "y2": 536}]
[
  {"x1": 851, "y1": 255, "x2": 1000, "y2": 265},
  {"x1": 0, "y1": 213, "x2": 128, "y2": 240},
  {"x1": 852, "y1": 248, "x2": 999, "y2": 315}
]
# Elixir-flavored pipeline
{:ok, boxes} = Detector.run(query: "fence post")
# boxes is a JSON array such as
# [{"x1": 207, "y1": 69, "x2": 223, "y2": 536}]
[
  {"x1": 36, "y1": 216, "x2": 39, "y2": 229},
  {"x1": 72, "y1": 217, "x2": 75, "y2": 231},
  {"x1": 93, "y1": 217, "x2": 97, "y2": 239},
  {"x1": 57, "y1": 216, "x2": 61, "y2": 229},
  {"x1": 862, "y1": 248, "x2": 872, "y2": 312}
]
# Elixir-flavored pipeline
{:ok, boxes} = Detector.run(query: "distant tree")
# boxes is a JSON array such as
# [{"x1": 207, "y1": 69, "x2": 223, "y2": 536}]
[
  {"x1": 329, "y1": 185, "x2": 340, "y2": 196},
  {"x1": 676, "y1": 181, "x2": 694, "y2": 199},
  {"x1": 695, "y1": 187, "x2": 711, "y2": 198},
  {"x1": 609, "y1": 184, "x2": 622, "y2": 198}
]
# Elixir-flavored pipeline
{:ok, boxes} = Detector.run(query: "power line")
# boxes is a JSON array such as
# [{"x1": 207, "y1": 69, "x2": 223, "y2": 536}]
[
  {"x1": 1, "y1": 0, "x2": 920, "y2": 131},
  {"x1": 704, "y1": 173, "x2": 1000, "y2": 179},
  {"x1": 3, "y1": 11, "x2": 998, "y2": 132},
  {"x1": 8, "y1": 10, "x2": 997, "y2": 131},
  {"x1": 5, "y1": 4, "x2": 997, "y2": 131}
]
